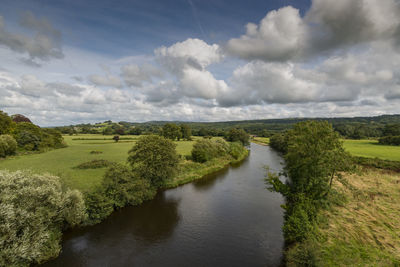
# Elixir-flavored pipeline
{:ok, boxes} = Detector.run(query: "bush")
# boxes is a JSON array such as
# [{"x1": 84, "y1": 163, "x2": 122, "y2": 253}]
[
  {"x1": 228, "y1": 141, "x2": 244, "y2": 159},
  {"x1": 128, "y1": 135, "x2": 179, "y2": 188},
  {"x1": 84, "y1": 164, "x2": 156, "y2": 225},
  {"x1": 74, "y1": 159, "x2": 114, "y2": 169},
  {"x1": 224, "y1": 128, "x2": 250, "y2": 146},
  {"x1": 102, "y1": 164, "x2": 156, "y2": 209},
  {"x1": 0, "y1": 170, "x2": 86, "y2": 266},
  {"x1": 269, "y1": 132, "x2": 289, "y2": 154},
  {"x1": 191, "y1": 139, "x2": 228, "y2": 163},
  {"x1": 84, "y1": 187, "x2": 114, "y2": 225},
  {"x1": 378, "y1": 135, "x2": 400, "y2": 146},
  {"x1": 0, "y1": 134, "x2": 17, "y2": 157},
  {"x1": 0, "y1": 110, "x2": 14, "y2": 135}
]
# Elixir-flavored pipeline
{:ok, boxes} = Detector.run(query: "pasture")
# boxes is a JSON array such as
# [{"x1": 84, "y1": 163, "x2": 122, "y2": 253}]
[
  {"x1": 343, "y1": 139, "x2": 400, "y2": 161},
  {"x1": 0, "y1": 135, "x2": 196, "y2": 192}
]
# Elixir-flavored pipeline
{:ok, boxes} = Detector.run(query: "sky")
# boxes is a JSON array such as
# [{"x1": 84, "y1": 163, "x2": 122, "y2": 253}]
[{"x1": 0, "y1": 0, "x2": 400, "y2": 126}]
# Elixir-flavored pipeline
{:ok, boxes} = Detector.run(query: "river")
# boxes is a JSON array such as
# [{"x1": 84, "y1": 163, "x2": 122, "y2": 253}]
[{"x1": 43, "y1": 143, "x2": 285, "y2": 267}]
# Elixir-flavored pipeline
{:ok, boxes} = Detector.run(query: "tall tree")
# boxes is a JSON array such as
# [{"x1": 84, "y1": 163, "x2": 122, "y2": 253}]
[
  {"x1": 128, "y1": 135, "x2": 179, "y2": 188},
  {"x1": 180, "y1": 124, "x2": 192, "y2": 140},
  {"x1": 161, "y1": 123, "x2": 182, "y2": 141}
]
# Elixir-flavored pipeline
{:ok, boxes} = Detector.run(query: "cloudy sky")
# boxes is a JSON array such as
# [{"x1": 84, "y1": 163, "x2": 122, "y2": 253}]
[{"x1": 1, "y1": 0, "x2": 400, "y2": 126}]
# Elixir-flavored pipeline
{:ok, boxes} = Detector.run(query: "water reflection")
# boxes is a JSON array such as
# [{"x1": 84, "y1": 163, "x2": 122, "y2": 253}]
[{"x1": 43, "y1": 143, "x2": 285, "y2": 267}]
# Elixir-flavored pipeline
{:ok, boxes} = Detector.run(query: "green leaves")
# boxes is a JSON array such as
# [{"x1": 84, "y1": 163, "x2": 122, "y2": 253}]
[{"x1": 128, "y1": 135, "x2": 179, "y2": 188}]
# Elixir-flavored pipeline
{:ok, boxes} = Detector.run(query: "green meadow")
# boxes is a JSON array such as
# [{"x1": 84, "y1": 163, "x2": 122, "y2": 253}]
[
  {"x1": 343, "y1": 139, "x2": 400, "y2": 161},
  {"x1": 0, "y1": 135, "x2": 198, "y2": 192}
]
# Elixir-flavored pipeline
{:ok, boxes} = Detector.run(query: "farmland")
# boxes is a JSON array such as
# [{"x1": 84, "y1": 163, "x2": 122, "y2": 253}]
[
  {"x1": 343, "y1": 139, "x2": 400, "y2": 161},
  {"x1": 0, "y1": 135, "x2": 198, "y2": 192}
]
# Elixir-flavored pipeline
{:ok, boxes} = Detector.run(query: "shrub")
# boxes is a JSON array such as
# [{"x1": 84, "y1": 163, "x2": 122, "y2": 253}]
[
  {"x1": 228, "y1": 141, "x2": 244, "y2": 159},
  {"x1": 90, "y1": 150, "x2": 103, "y2": 154},
  {"x1": 0, "y1": 170, "x2": 86, "y2": 266},
  {"x1": 41, "y1": 128, "x2": 65, "y2": 148},
  {"x1": 0, "y1": 110, "x2": 14, "y2": 135},
  {"x1": 74, "y1": 159, "x2": 114, "y2": 169},
  {"x1": 128, "y1": 135, "x2": 179, "y2": 188},
  {"x1": 0, "y1": 134, "x2": 17, "y2": 157},
  {"x1": 13, "y1": 122, "x2": 42, "y2": 150},
  {"x1": 102, "y1": 164, "x2": 156, "y2": 209},
  {"x1": 224, "y1": 128, "x2": 250, "y2": 146},
  {"x1": 378, "y1": 135, "x2": 400, "y2": 146},
  {"x1": 84, "y1": 187, "x2": 114, "y2": 225},
  {"x1": 191, "y1": 139, "x2": 228, "y2": 163}
]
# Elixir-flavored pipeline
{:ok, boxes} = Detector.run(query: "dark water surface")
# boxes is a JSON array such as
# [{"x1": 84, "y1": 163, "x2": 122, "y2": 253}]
[{"x1": 44, "y1": 143, "x2": 285, "y2": 267}]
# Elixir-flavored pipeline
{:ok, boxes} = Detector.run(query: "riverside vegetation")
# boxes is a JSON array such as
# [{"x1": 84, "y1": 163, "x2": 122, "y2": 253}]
[
  {"x1": 0, "y1": 112, "x2": 249, "y2": 266},
  {"x1": 267, "y1": 121, "x2": 400, "y2": 266}
]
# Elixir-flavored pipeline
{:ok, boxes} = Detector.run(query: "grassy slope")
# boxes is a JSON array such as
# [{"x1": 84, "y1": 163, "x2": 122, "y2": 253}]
[
  {"x1": 309, "y1": 169, "x2": 400, "y2": 266},
  {"x1": 0, "y1": 135, "x2": 196, "y2": 192},
  {"x1": 252, "y1": 137, "x2": 270, "y2": 146},
  {"x1": 343, "y1": 139, "x2": 400, "y2": 161}
]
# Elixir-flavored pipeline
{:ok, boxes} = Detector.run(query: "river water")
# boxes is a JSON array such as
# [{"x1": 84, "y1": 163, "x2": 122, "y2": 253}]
[{"x1": 44, "y1": 143, "x2": 285, "y2": 267}]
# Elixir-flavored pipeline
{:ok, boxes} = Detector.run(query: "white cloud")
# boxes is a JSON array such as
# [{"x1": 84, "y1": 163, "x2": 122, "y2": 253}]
[{"x1": 227, "y1": 0, "x2": 400, "y2": 61}]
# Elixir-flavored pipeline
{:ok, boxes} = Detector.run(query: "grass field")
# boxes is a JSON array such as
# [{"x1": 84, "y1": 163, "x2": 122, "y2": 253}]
[
  {"x1": 312, "y1": 169, "x2": 400, "y2": 265},
  {"x1": 0, "y1": 135, "x2": 197, "y2": 192},
  {"x1": 343, "y1": 139, "x2": 400, "y2": 161}
]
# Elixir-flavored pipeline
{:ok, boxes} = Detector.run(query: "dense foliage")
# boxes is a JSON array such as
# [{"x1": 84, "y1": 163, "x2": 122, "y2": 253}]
[
  {"x1": 267, "y1": 121, "x2": 351, "y2": 245},
  {"x1": 269, "y1": 132, "x2": 289, "y2": 154},
  {"x1": 128, "y1": 135, "x2": 179, "y2": 188},
  {"x1": 161, "y1": 123, "x2": 182, "y2": 140},
  {"x1": 191, "y1": 139, "x2": 229, "y2": 163},
  {"x1": 0, "y1": 134, "x2": 17, "y2": 158},
  {"x1": 85, "y1": 164, "x2": 156, "y2": 224},
  {"x1": 0, "y1": 111, "x2": 14, "y2": 135},
  {"x1": 0, "y1": 170, "x2": 86, "y2": 266},
  {"x1": 224, "y1": 128, "x2": 250, "y2": 146},
  {"x1": 378, "y1": 135, "x2": 400, "y2": 145}
]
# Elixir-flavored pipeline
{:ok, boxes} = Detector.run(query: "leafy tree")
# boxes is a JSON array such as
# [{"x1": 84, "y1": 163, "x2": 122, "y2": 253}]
[
  {"x1": 102, "y1": 163, "x2": 156, "y2": 209},
  {"x1": 129, "y1": 127, "x2": 143, "y2": 135},
  {"x1": 102, "y1": 127, "x2": 114, "y2": 135},
  {"x1": 13, "y1": 122, "x2": 42, "y2": 150},
  {"x1": 113, "y1": 135, "x2": 120, "y2": 142},
  {"x1": 128, "y1": 135, "x2": 179, "y2": 188},
  {"x1": 191, "y1": 138, "x2": 228, "y2": 163},
  {"x1": 0, "y1": 110, "x2": 14, "y2": 135},
  {"x1": 0, "y1": 135, "x2": 17, "y2": 157},
  {"x1": 180, "y1": 124, "x2": 192, "y2": 140},
  {"x1": 224, "y1": 128, "x2": 250, "y2": 146},
  {"x1": 383, "y1": 124, "x2": 400, "y2": 136},
  {"x1": 11, "y1": 114, "x2": 32, "y2": 123},
  {"x1": 268, "y1": 121, "x2": 351, "y2": 200},
  {"x1": 0, "y1": 170, "x2": 86, "y2": 266},
  {"x1": 161, "y1": 123, "x2": 182, "y2": 140}
]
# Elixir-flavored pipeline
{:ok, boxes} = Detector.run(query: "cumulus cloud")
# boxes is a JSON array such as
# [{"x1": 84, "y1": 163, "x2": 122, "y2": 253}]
[
  {"x1": 88, "y1": 74, "x2": 122, "y2": 88},
  {"x1": 121, "y1": 63, "x2": 162, "y2": 87},
  {"x1": 154, "y1": 38, "x2": 227, "y2": 101},
  {"x1": 0, "y1": 11, "x2": 63, "y2": 62},
  {"x1": 227, "y1": 0, "x2": 400, "y2": 61}
]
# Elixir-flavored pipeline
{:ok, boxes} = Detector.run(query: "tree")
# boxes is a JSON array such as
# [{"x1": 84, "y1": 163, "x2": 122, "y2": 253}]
[
  {"x1": 102, "y1": 164, "x2": 156, "y2": 208},
  {"x1": 0, "y1": 170, "x2": 86, "y2": 266},
  {"x1": 11, "y1": 114, "x2": 32, "y2": 123},
  {"x1": 102, "y1": 127, "x2": 113, "y2": 135},
  {"x1": 224, "y1": 128, "x2": 250, "y2": 146},
  {"x1": 128, "y1": 135, "x2": 179, "y2": 188},
  {"x1": 0, "y1": 135, "x2": 17, "y2": 158},
  {"x1": 0, "y1": 110, "x2": 14, "y2": 135},
  {"x1": 268, "y1": 121, "x2": 351, "y2": 201},
  {"x1": 161, "y1": 123, "x2": 182, "y2": 140},
  {"x1": 180, "y1": 124, "x2": 192, "y2": 140},
  {"x1": 113, "y1": 135, "x2": 120, "y2": 142},
  {"x1": 13, "y1": 122, "x2": 42, "y2": 150}
]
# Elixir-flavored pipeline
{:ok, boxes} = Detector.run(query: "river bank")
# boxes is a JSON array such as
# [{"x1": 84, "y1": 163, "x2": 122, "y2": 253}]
[
  {"x1": 42, "y1": 143, "x2": 284, "y2": 267},
  {"x1": 165, "y1": 148, "x2": 249, "y2": 188}
]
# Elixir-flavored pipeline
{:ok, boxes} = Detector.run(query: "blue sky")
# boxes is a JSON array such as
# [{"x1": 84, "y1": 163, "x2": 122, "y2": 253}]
[
  {"x1": 1, "y1": 0, "x2": 311, "y2": 56},
  {"x1": 0, "y1": 0, "x2": 399, "y2": 126}
]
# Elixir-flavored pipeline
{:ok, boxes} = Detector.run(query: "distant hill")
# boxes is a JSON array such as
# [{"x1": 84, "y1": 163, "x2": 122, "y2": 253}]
[{"x1": 54, "y1": 114, "x2": 400, "y2": 138}]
